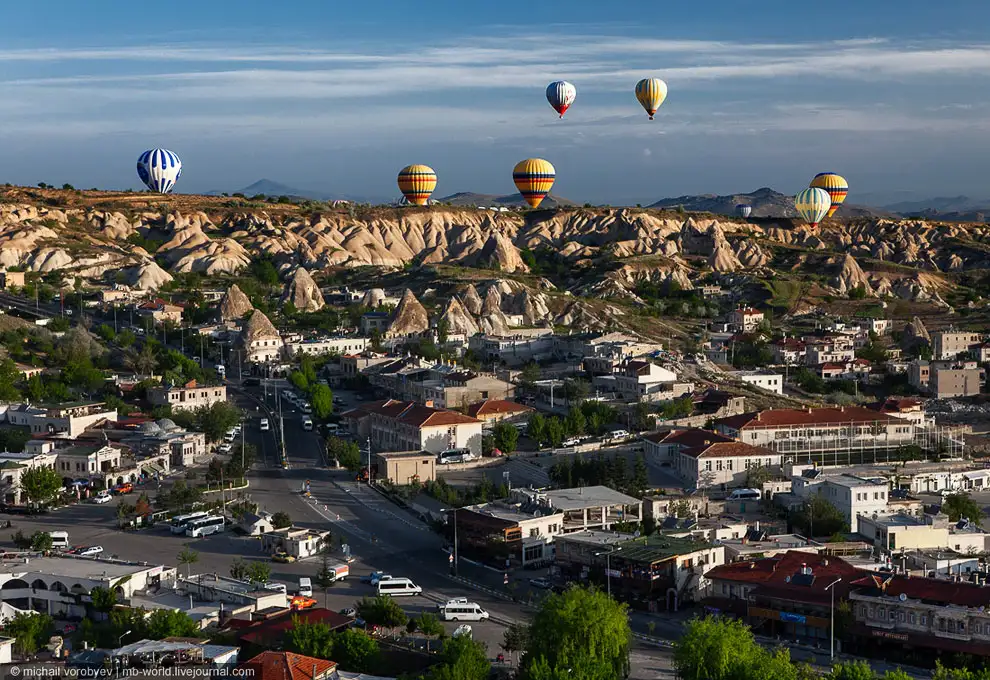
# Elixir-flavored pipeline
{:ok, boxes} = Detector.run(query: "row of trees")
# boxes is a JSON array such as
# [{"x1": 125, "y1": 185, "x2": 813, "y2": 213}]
[
  {"x1": 548, "y1": 453, "x2": 651, "y2": 498},
  {"x1": 288, "y1": 356, "x2": 334, "y2": 420},
  {"x1": 526, "y1": 401, "x2": 619, "y2": 449}
]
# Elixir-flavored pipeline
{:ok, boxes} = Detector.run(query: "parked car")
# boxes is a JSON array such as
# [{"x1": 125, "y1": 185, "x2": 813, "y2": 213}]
[
  {"x1": 217, "y1": 443, "x2": 232, "y2": 454},
  {"x1": 112, "y1": 483, "x2": 133, "y2": 495},
  {"x1": 452, "y1": 624, "x2": 473, "y2": 639},
  {"x1": 91, "y1": 492, "x2": 112, "y2": 504},
  {"x1": 361, "y1": 571, "x2": 391, "y2": 585},
  {"x1": 528, "y1": 577, "x2": 553, "y2": 590},
  {"x1": 272, "y1": 551, "x2": 295, "y2": 563},
  {"x1": 290, "y1": 595, "x2": 317, "y2": 610},
  {"x1": 77, "y1": 546, "x2": 103, "y2": 557},
  {"x1": 340, "y1": 607, "x2": 357, "y2": 618}
]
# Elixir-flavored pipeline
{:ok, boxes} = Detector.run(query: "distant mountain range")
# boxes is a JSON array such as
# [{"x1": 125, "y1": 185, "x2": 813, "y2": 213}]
[{"x1": 211, "y1": 179, "x2": 990, "y2": 222}]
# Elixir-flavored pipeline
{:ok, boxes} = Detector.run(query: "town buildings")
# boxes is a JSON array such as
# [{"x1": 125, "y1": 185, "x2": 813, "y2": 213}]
[
  {"x1": 464, "y1": 399, "x2": 533, "y2": 426},
  {"x1": 260, "y1": 527, "x2": 330, "y2": 560},
  {"x1": 5, "y1": 401, "x2": 118, "y2": 439},
  {"x1": 241, "y1": 311, "x2": 284, "y2": 364},
  {"x1": 857, "y1": 513, "x2": 989, "y2": 554},
  {"x1": 729, "y1": 371, "x2": 784, "y2": 395},
  {"x1": 120, "y1": 418, "x2": 207, "y2": 467},
  {"x1": 342, "y1": 399, "x2": 483, "y2": 456},
  {"x1": 372, "y1": 450, "x2": 437, "y2": 485},
  {"x1": 554, "y1": 531, "x2": 725, "y2": 610},
  {"x1": 643, "y1": 428, "x2": 781, "y2": 488},
  {"x1": 283, "y1": 336, "x2": 369, "y2": 358},
  {"x1": 136, "y1": 298, "x2": 183, "y2": 325},
  {"x1": 931, "y1": 330, "x2": 983, "y2": 361},
  {"x1": 790, "y1": 467, "x2": 891, "y2": 533},
  {"x1": 729, "y1": 308, "x2": 765, "y2": 333},
  {"x1": 909, "y1": 360, "x2": 984, "y2": 398},
  {"x1": 147, "y1": 380, "x2": 227, "y2": 413}
]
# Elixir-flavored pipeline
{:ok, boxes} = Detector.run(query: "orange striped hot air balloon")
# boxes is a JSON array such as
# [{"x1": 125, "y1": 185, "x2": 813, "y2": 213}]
[
  {"x1": 809, "y1": 172, "x2": 848, "y2": 219},
  {"x1": 512, "y1": 158, "x2": 555, "y2": 208},
  {"x1": 397, "y1": 164, "x2": 437, "y2": 206},
  {"x1": 635, "y1": 78, "x2": 668, "y2": 120}
]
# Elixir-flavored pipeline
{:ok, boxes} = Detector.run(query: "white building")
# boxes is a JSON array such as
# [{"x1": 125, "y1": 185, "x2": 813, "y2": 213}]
[
  {"x1": 791, "y1": 467, "x2": 890, "y2": 533},
  {"x1": 147, "y1": 380, "x2": 227, "y2": 412},
  {"x1": 728, "y1": 308, "x2": 765, "y2": 333},
  {"x1": 241, "y1": 311, "x2": 284, "y2": 364},
  {"x1": 729, "y1": 371, "x2": 784, "y2": 395},
  {"x1": 6, "y1": 402, "x2": 118, "y2": 439},
  {"x1": 932, "y1": 331, "x2": 983, "y2": 361},
  {"x1": 284, "y1": 337, "x2": 370, "y2": 358},
  {"x1": 857, "y1": 513, "x2": 988, "y2": 555},
  {"x1": 643, "y1": 429, "x2": 781, "y2": 488},
  {"x1": 612, "y1": 360, "x2": 689, "y2": 402}
]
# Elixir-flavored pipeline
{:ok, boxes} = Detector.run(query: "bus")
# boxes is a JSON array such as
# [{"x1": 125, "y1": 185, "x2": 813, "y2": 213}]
[
  {"x1": 170, "y1": 511, "x2": 209, "y2": 535},
  {"x1": 185, "y1": 516, "x2": 226, "y2": 538},
  {"x1": 438, "y1": 448, "x2": 476, "y2": 465}
]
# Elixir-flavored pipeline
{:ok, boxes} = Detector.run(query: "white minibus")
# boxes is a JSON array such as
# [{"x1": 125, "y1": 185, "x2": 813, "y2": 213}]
[
  {"x1": 185, "y1": 515, "x2": 226, "y2": 538},
  {"x1": 170, "y1": 511, "x2": 209, "y2": 535},
  {"x1": 440, "y1": 599, "x2": 489, "y2": 622},
  {"x1": 377, "y1": 577, "x2": 422, "y2": 597}
]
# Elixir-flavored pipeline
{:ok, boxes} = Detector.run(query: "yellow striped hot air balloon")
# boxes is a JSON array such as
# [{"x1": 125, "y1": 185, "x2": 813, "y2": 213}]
[
  {"x1": 512, "y1": 158, "x2": 555, "y2": 208},
  {"x1": 397, "y1": 164, "x2": 437, "y2": 206},
  {"x1": 809, "y1": 172, "x2": 848, "y2": 219},
  {"x1": 635, "y1": 78, "x2": 668, "y2": 120},
  {"x1": 795, "y1": 187, "x2": 832, "y2": 228}
]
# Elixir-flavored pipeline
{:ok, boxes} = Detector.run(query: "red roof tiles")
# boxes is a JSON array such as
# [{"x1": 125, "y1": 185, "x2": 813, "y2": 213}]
[
  {"x1": 716, "y1": 406, "x2": 901, "y2": 431},
  {"x1": 707, "y1": 550, "x2": 861, "y2": 604},
  {"x1": 466, "y1": 399, "x2": 533, "y2": 418},
  {"x1": 238, "y1": 652, "x2": 336, "y2": 680},
  {"x1": 850, "y1": 573, "x2": 990, "y2": 609},
  {"x1": 342, "y1": 399, "x2": 480, "y2": 428}
]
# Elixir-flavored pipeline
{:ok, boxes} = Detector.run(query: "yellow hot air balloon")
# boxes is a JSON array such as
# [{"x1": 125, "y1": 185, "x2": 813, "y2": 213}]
[
  {"x1": 635, "y1": 78, "x2": 668, "y2": 120},
  {"x1": 512, "y1": 158, "x2": 555, "y2": 208},
  {"x1": 397, "y1": 164, "x2": 437, "y2": 206},
  {"x1": 809, "y1": 172, "x2": 848, "y2": 219}
]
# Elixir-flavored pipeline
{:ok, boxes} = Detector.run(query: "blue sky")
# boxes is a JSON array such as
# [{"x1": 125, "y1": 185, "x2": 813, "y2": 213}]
[{"x1": 3, "y1": 0, "x2": 990, "y2": 205}]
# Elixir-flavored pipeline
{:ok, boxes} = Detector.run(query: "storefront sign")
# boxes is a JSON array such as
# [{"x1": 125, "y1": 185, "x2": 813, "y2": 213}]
[
  {"x1": 871, "y1": 630, "x2": 909, "y2": 642},
  {"x1": 780, "y1": 612, "x2": 807, "y2": 624}
]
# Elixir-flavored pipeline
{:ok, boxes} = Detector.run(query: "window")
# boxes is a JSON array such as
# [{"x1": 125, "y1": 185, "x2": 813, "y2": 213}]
[{"x1": 910, "y1": 613, "x2": 916, "y2": 625}]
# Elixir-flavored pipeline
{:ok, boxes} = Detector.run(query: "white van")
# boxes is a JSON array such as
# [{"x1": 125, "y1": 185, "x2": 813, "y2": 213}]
[
  {"x1": 325, "y1": 424, "x2": 339, "y2": 435},
  {"x1": 47, "y1": 531, "x2": 70, "y2": 550},
  {"x1": 440, "y1": 599, "x2": 489, "y2": 622},
  {"x1": 298, "y1": 577, "x2": 312, "y2": 597},
  {"x1": 302, "y1": 417, "x2": 314, "y2": 431},
  {"x1": 260, "y1": 418, "x2": 270, "y2": 432},
  {"x1": 727, "y1": 488, "x2": 762, "y2": 502},
  {"x1": 377, "y1": 577, "x2": 422, "y2": 597}
]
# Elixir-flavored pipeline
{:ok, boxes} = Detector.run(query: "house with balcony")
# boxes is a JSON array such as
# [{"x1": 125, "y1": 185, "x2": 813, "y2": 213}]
[
  {"x1": 848, "y1": 572, "x2": 990, "y2": 661},
  {"x1": 554, "y1": 531, "x2": 725, "y2": 611},
  {"x1": 283, "y1": 336, "x2": 370, "y2": 359},
  {"x1": 6, "y1": 401, "x2": 118, "y2": 439},
  {"x1": 643, "y1": 428, "x2": 781, "y2": 489},
  {"x1": 932, "y1": 330, "x2": 983, "y2": 361},
  {"x1": 729, "y1": 308, "x2": 765, "y2": 333}
]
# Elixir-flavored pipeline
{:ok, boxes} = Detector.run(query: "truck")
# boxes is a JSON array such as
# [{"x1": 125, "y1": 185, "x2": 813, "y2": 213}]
[{"x1": 328, "y1": 563, "x2": 349, "y2": 582}]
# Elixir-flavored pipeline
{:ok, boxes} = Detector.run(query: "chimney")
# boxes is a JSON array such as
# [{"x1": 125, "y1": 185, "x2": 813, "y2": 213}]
[{"x1": 755, "y1": 521, "x2": 760, "y2": 532}]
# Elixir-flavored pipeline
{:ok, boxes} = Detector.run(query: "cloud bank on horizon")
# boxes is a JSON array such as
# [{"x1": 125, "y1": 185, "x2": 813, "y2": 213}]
[{"x1": 2, "y1": 5, "x2": 990, "y2": 205}]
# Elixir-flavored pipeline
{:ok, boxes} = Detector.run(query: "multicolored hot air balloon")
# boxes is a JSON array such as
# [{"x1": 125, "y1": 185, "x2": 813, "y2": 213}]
[
  {"x1": 397, "y1": 164, "x2": 437, "y2": 206},
  {"x1": 809, "y1": 172, "x2": 848, "y2": 219},
  {"x1": 794, "y1": 187, "x2": 832, "y2": 228},
  {"x1": 635, "y1": 78, "x2": 668, "y2": 120},
  {"x1": 736, "y1": 204, "x2": 752, "y2": 219},
  {"x1": 546, "y1": 81, "x2": 576, "y2": 118},
  {"x1": 512, "y1": 158, "x2": 555, "y2": 208},
  {"x1": 137, "y1": 148, "x2": 181, "y2": 194}
]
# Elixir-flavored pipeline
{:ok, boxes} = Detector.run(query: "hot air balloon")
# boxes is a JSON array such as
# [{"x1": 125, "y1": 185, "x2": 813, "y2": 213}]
[
  {"x1": 635, "y1": 78, "x2": 668, "y2": 120},
  {"x1": 795, "y1": 187, "x2": 832, "y2": 228},
  {"x1": 397, "y1": 164, "x2": 437, "y2": 206},
  {"x1": 546, "y1": 81, "x2": 576, "y2": 118},
  {"x1": 512, "y1": 158, "x2": 555, "y2": 208},
  {"x1": 809, "y1": 172, "x2": 848, "y2": 219},
  {"x1": 137, "y1": 148, "x2": 182, "y2": 194},
  {"x1": 736, "y1": 204, "x2": 752, "y2": 219}
]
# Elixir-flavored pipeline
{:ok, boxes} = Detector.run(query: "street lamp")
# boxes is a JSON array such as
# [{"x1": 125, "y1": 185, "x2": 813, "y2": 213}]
[
  {"x1": 594, "y1": 546, "x2": 622, "y2": 597},
  {"x1": 441, "y1": 508, "x2": 459, "y2": 576},
  {"x1": 825, "y1": 577, "x2": 842, "y2": 662},
  {"x1": 118, "y1": 629, "x2": 132, "y2": 648}
]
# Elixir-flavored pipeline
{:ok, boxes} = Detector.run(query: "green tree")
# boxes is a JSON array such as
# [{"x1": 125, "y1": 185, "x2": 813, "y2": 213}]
[
  {"x1": 246, "y1": 561, "x2": 272, "y2": 585},
  {"x1": 544, "y1": 417, "x2": 565, "y2": 448},
  {"x1": 430, "y1": 635, "x2": 490, "y2": 680},
  {"x1": 328, "y1": 437, "x2": 362, "y2": 470},
  {"x1": 285, "y1": 618, "x2": 335, "y2": 659},
  {"x1": 19, "y1": 466, "x2": 63, "y2": 506},
  {"x1": 272, "y1": 511, "x2": 292, "y2": 529},
  {"x1": 828, "y1": 661, "x2": 878, "y2": 680},
  {"x1": 674, "y1": 616, "x2": 766, "y2": 680},
  {"x1": 0, "y1": 358, "x2": 22, "y2": 401},
  {"x1": 310, "y1": 384, "x2": 334, "y2": 420},
  {"x1": 195, "y1": 401, "x2": 242, "y2": 443},
  {"x1": 30, "y1": 531, "x2": 53, "y2": 553},
  {"x1": 942, "y1": 493, "x2": 984, "y2": 526},
  {"x1": 791, "y1": 494, "x2": 849, "y2": 538},
  {"x1": 229, "y1": 558, "x2": 248, "y2": 581},
  {"x1": 289, "y1": 370, "x2": 309, "y2": 393},
  {"x1": 417, "y1": 612, "x2": 445, "y2": 652},
  {"x1": 315, "y1": 546, "x2": 336, "y2": 591},
  {"x1": 491, "y1": 421, "x2": 519, "y2": 454},
  {"x1": 146, "y1": 609, "x2": 200, "y2": 639},
  {"x1": 527, "y1": 413, "x2": 546, "y2": 447},
  {"x1": 89, "y1": 586, "x2": 118, "y2": 614},
  {"x1": 520, "y1": 586, "x2": 630, "y2": 680},
  {"x1": 356, "y1": 595, "x2": 408, "y2": 632},
  {"x1": 501, "y1": 622, "x2": 530, "y2": 665},
  {"x1": 564, "y1": 407, "x2": 586, "y2": 437},
  {"x1": 177, "y1": 546, "x2": 199, "y2": 578},
  {"x1": 331, "y1": 628, "x2": 380, "y2": 672},
  {"x1": 3, "y1": 611, "x2": 54, "y2": 656},
  {"x1": 117, "y1": 329, "x2": 136, "y2": 348},
  {"x1": 519, "y1": 362, "x2": 541, "y2": 385}
]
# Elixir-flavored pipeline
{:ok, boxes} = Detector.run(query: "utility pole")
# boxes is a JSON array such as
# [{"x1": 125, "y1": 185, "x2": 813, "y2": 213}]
[
  {"x1": 366, "y1": 436, "x2": 372, "y2": 485},
  {"x1": 113, "y1": 305, "x2": 118, "y2": 333}
]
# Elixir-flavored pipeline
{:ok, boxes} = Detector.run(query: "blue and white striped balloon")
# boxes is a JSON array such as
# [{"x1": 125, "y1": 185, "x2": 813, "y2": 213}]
[{"x1": 137, "y1": 148, "x2": 182, "y2": 194}]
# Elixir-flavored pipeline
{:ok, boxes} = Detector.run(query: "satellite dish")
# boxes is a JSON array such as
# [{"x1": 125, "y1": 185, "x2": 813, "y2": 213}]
[
  {"x1": 634, "y1": 530, "x2": 641, "y2": 538},
  {"x1": 785, "y1": 576, "x2": 791, "y2": 583},
  {"x1": 899, "y1": 593, "x2": 907, "y2": 602}
]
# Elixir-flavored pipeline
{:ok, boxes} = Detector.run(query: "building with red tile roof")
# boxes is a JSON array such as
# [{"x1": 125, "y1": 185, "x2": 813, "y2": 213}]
[
  {"x1": 238, "y1": 651, "x2": 337, "y2": 680},
  {"x1": 465, "y1": 399, "x2": 533, "y2": 423},
  {"x1": 713, "y1": 406, "x2": 918, "y2": 463},
  {"x1": 847, "y1": 572, "x2": 990, "y2": 660},
  {"x1": 235, "y1": 608, "x2": 352, "y2": 648},
  {"x1": 341, "y1": 399, "x2": 483, "y2": 458},
  {"x1": 643, "y1": 428, "x2": 781, "y2": 488},
  {"x1": 705, "y1": 550, "x2": 862, "y2": 642}
]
